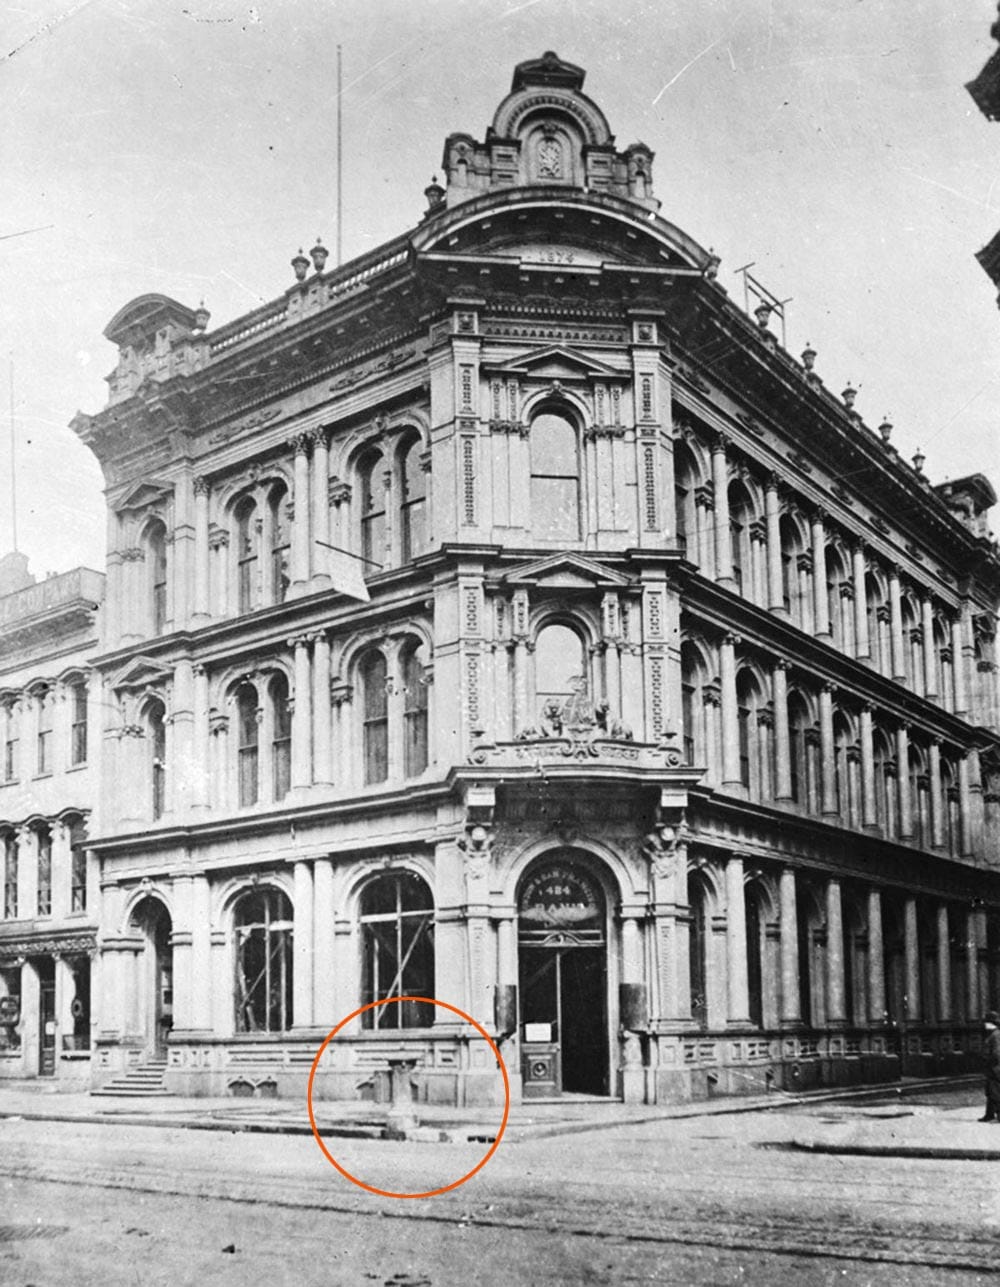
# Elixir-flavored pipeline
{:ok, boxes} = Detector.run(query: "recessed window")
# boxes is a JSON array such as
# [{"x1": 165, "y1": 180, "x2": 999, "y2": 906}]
[
  {"x1": 530, "y1": 411, "x2": 579, "y2": 541},
  {"x1": 236, "y1": 685, "x2": 259, "y2": 807},
  {"x1": 401, "y1": 643, "x2": 429, "y2": 778},
  {"x1": 361, "y1": 653, "x2": 389, "y2": 785},
  {"x1": 233, "y1": 888, "x2": 293, "y2": 1033}
]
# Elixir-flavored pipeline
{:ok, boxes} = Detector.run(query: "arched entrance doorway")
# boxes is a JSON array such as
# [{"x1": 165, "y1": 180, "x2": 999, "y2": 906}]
[
  {"x1": 517, "y1": 851, "x2": 610, "y2": 1098},
  {"x1": 130, "y1": 897, "x2": 173, "y2": 1056}
]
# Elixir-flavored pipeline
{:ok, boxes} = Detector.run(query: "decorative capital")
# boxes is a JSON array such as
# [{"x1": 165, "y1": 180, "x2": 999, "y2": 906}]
[
  {"x1": 328, "y1": 478, "x2": 352, "y2": 507},
  {"x1": 291, "y1": 431, "x2": 312, "y2": 456}
]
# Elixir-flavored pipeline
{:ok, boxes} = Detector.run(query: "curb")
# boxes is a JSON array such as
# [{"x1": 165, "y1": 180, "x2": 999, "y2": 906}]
[
  {"x1": 790, "y1": 1140, "x2": 1000, "y2": 1162},
  {"x1": 0, "y1": 1073, "x2": 983, "y2": 1144}
]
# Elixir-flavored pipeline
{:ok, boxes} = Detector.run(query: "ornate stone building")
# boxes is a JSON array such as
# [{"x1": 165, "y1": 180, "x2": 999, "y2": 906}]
[
  {"x1": 0, "y1": 553, "x2": 104, "y2": 1084},
  {"x1": 65, "y1": 52, "x2": 1000, "y2": 1104}
]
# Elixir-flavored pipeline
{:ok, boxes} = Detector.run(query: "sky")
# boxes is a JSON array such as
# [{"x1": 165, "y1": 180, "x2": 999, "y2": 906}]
[{"x1": 2, "y1": 0, "x2": 1000, "y2": 577}]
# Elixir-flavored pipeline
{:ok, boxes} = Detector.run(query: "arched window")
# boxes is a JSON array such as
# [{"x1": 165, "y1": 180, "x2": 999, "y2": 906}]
[
  {"x1": 943, "y1": 760, "x2": 959, "y2": 856},
  {"x1": 735, "y1": 669, "x2": 755, "y2": 791},
  {"x1": 147, "y1": 699, "x2": 166, "y2": 820},
  {"x1": 360, "y1": 871, "x2": 434, "y2": 1028},
  {"x1": 910, "y1": 745, "x2": 929, "y2": 848},
  {"x1": 360, "y1": 653, "x2": 389, "y2": 785},
  {"x1": 833, "y1": 712, "x2": 856, "y2": 823},
  {"x1": 2, "y1": 702, "x2": 17, "y2": 783},
  {"x1": 268, "y1": 483, "x2": 290, "y2": 605},
  {"x1": 788, "y1": 693, "x2": 811, "y2": 806},
  {"x1": 728, "y1": 481, "x2": 754, "y2": 599},
  {"x1": 233, "y1": 887, "x2": 293, "y2": 1033},
  {"x1": 69, "y1": 816, "x2": 87, "y2": 913},
  {"x1": 148, "y1": 520, "x2": 168, "y2": 635},
  {"x1": 535, "y1": 623, "x2": 588, "y2": 719},
  {"x1": 935, "y1": 620, "x2": 953, "y2": 711},
  {"x1": 35, "y1": 825, "x2": 52, "y2": 916},
  {"x1": 399, "y1": 437, "x2": 427, "y2": 563},
  {"x1": 270, "y1": 673, "x2": 291, "y2": 801},
  {"x1": 866, "y1": 572, "x2": 887, "y2": 672},
  {"x1": 69, "y1": 678, "x2": 88, "y2": 766},
  {"x1": 530, "y1": 410, "x2": 579, "y2": 541},
  {"x1": 673, "y1": 440, "x2": 699, "y2": 562},
  {"x1": 235, "y1": 496, "x2": 258, "y2": 615},
  {"x1": 2, "y1": 832, "x2": 17, "y2": 919},
  {"x1": 688, "y1": 873, "x2": 710, "y2": 1029},
  {"x1": 401, "y1": 642, "x2": 429, "y2": 778},
  {"x1": 35, "y1": 687, "x2": 52, "y2": 775},
  {"x1": 826, "y1": 547, "x2": 852, "y2": 653},
  {"x1": 359, "y1": 448, "x2": 386, "y2": 573},
  {"x1": 900, "y1": 597, "x2": 921, "y2": 693},
  {"x1": 680, "y1": 640, "x2": 709, "y2": 766},
  {"x1": 874, "y1": 729, "x2": 896, "y2": 838},
  {"x1": 236, "y1": 685, "x2": 259, "y2": 807},
  {"x1": 779, "y1": 514, "x2": 806, "y2": 622}
]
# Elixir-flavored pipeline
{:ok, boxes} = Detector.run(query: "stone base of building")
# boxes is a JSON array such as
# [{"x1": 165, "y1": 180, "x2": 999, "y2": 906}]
[{"x1": 86, "y1": 1024, "x2": 985, "y2": 1105}]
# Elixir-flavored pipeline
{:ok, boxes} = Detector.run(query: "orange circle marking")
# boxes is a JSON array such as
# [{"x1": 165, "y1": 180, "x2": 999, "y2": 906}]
[{"x1": 306, "y1": 995, "x2": 511, "y2": 1199}]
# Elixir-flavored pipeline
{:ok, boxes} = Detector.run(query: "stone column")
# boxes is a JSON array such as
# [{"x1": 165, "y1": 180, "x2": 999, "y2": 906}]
[
  {"x1": 312, "y1": 632, "x2": 332, "y2": 786},
  {"x1": 896, "y1": 725, "x2": 913, "y2": 839},
  {"x1": 290, "y1": 434, "x2": 311, "y2": 597},
  {"x1": 192, "y1": 476, "x2": 211, "y2": 623},
  {"x1": 860, "y1": 704, "x2": 877, "y2": 829},
  {"x1": 290, "y1": 635, "x2": 312, "y2": 791},
  {"x1": 54, "y1": 954, "x2": 74, "y2": 1055},
  {"x1": 695, "y1": 490, "x2": 714, "y2": 577},
  {"x1": 929, "y1": 740, "x2": 944, "y2": 848},
  {"x1": 171, "y1": 877, "x2": 194, "y2": 1033},
  {"x1": 191, "y1": 665, "x2": 210, "y2": 811},
  {"x1": 313, "y1": 858, "x2": 335, "y2": 1030},
  {"x1": 772, "y1": 661, "x2": 793, "y2": 800},
  {"x1": 967, "y1": 909, "x2": 983, "y2": 1024},
  {"x1": 904, "y1": 897, "x2": 920, "y2": 1022},
  {"x1": 936, "y1": 904, "x2": 951, "y2": 1023},
  {"x1": 711, "y1": 435, "x2": 733, "y2": 586},
  {"x1": 311, "y1": 428, "x2": 331, "y2": 589},
  {"x1": 959, "y1": 752, "x2": 974, "y2": 856},
  {"x1": 191, "y1": 875, "x2": 212, "y2": 1032},
  {"x1": 719, "y1": 633, "x2": 742, "y2": 791},
  {"x1": 779, "y1": 868, "x2": 802, "y2": 1026},
  {"x1": 922, "y1": 599, "x2": 937, "y2": 698},
  {"x1": 952, "y1": 617, "x2": 968, "y2": 716},
  {"x1": 811, "y1": 511, "x2": 830, "y2": 638},
  {"x1": 889, "y1": 569, "x2": 906, "y2": 681},
  {"x1": 867, "y1": 888, "x2": 886, "y2": 1023},
  {"x1": 819, "y1": 684, "x2": 838, "y2": 816},
  {"x1": 293, "y1": 860, "x2": 314, "y2": 1029},
  {"x1": 852, "y1": 544, "x2": 869, "y2": 658},
  {"x1": 725, "y1": 855, "x2": 750, "y2": 1025},
  {"x1": 765, "y1": 474, "x2": 785, "y2": 613},
  {"x1": 825, "y1": 879, "x2": 846, "y2": 1025}
]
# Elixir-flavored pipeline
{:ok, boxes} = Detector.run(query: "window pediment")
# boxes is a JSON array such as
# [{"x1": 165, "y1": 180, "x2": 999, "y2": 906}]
[
  {"x1": 496, "y1": 552, "x2": 635, "y2": 592},
  {"x1": 113, "y1": 480, "x2": 174, "y2": 513},
  {"x1": 109, "y1": 655, "x2": 173, "y2": 691},
  {"x1": 482, "y1": 345, "x2": 627, "y2": 383}
]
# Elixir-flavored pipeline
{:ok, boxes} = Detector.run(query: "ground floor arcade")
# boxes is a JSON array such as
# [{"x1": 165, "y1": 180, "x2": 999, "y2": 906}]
[{"x1": 84, "y1": 781, "x2": 1000, "y2": 1104}]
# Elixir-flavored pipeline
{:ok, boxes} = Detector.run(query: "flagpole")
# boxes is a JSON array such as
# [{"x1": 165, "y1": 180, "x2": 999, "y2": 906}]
[
  {"x1": 8, "y1": 353, "x2": 17, "y2": 552},
  {"x1": 337, "y1": 43, "x2": 343, "y2": 267}
]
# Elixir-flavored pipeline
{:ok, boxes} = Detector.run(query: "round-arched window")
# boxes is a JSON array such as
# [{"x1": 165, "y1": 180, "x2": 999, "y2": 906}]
[
  {"x1": 360, "y1": 872, "x2": 434, "y2": 1028},
  {"x1": 530, "y1": 411, "x2": 579, "y2": 541},
  {"x1": 233, "y1": 888, "x2": 293, "y2": 1033}
]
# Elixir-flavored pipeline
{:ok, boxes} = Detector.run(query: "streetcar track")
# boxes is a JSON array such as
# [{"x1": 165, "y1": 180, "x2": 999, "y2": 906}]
[{"x1": 2, "y1": 1161, "x2": 997, "y2": 1274}]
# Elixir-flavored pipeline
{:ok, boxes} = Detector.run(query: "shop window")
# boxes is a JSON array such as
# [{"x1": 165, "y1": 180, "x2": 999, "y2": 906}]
[
  {"x1": 0, "y1": 966, "x2": 20, "y2": 1051},
  {"x1": 65, "y1": 956, "x2": 90, "y2": 1051},
  {"x1": 401, "y1": 642, "x2": 429, "y2": 778},
  {"x1": 69, "y1": 817, "x2": 87, "y2": 913},
  {"x1": 360, "y1": 871, "x2": 434, "y2": 1028},
  {"x1": 270, "y1": 673, "x2": 291, "y2": 801},
  {"x1": 2, "y1": 833, "x2": 16, "y2": 919},
  {"x1": 36, "y1": 826, "x2": 52, "y2": 916},
  {"x1": 361, "y1": 652, "x2": 389, "y2": 785},
  {"x1": 233, "y1": 887, "x2": 293, "y2": 1033},
  {"x1": 70, "y1": 679, "x2": 88, "y2": 766},
  {"x1": 530, "y1": 411, "x2": 579, "y2": 541}
]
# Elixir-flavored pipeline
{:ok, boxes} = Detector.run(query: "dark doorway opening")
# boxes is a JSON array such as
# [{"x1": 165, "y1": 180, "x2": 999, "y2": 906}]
[
  {"x1": 38, "y1": 958, "x2": 55, "y2": 1076},
  {"x1": 520, "y1": 945, "x2": 607, "y2": 1096}
]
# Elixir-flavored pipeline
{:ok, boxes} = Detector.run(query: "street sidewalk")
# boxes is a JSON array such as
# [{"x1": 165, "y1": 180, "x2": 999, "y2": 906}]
[{"x1": 0, "y1": 1073, "x2": 988, "y2": 1148}]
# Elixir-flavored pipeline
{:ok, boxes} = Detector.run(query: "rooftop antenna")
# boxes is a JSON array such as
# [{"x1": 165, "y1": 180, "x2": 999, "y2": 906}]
[
  {"x1": 337, "y1": 43, "x2": 343, "y2": 267},
  {"x1": 7, "y1": 352, "x2": 17, "y2": 552}
]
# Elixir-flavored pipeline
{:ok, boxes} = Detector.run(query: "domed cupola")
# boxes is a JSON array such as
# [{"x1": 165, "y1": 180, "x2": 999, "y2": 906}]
[{"x1": 438, "y1": 51, "x2": 659, "y2": 212}]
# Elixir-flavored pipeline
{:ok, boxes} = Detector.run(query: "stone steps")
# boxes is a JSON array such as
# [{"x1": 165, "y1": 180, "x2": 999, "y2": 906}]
[{"x1": 92, "y1": 1058, "x2": 170, "y2": 1097}]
